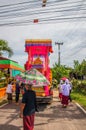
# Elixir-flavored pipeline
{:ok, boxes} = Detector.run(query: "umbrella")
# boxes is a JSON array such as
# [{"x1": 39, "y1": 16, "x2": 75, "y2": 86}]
[
  {"x1": 61, "y1": 77, "x2": 67, "y2": 81},
  {"x1": 15, "y1": 72, "x2": 26, "y2": 82},
  {"x1": 15, "y1": 68, "x2": 50, "y2": 86}
]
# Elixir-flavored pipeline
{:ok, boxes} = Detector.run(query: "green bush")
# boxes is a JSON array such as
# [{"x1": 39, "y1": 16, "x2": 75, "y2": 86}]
[
  {"x1": 0, "y1": 83, "x2": 7, "y2": 88},
  {"x1": 0, "y1": 84, "x2": 4, "y2": 88},
  {"x1": 72, "y1": 79, "x2": 86, "y2": 95},
  {"x1": 52, "y1": 79, "x2": 58, "y2": 88}
]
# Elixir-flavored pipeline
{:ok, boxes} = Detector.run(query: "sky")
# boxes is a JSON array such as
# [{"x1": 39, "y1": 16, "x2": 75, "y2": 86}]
[{"x1": 0, "y1": 0, "x2": 86, "y2": 68}]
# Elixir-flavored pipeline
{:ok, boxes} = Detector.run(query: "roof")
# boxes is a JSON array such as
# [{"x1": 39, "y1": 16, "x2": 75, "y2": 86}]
[
  {"x1": 0, "y1": 56, "x2": 24, "y2": 72},
  {"x1": 0, "y1": 56, "x2": 18, "y2": 63},
  {"x1": 25, "y1": 39, "x2": 52, "y2": 44}
]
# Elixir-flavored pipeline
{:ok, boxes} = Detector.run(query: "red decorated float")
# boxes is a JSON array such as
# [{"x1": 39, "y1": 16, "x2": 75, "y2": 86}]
[{"x1": 25, "y1": 39, "x2": 53, "y2": 103}]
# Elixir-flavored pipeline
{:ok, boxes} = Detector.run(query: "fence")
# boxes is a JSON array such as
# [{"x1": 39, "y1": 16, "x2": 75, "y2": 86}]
[
  {"x1": 0, "y1": 87, "x2": 6, "y2": 99},
  {"x1": 0, "y1": 85, "x2": 15, "y2": 99}
]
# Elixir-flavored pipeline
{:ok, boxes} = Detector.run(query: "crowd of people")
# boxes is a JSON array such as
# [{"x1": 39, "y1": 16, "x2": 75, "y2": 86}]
[
  {"x1": 5, "y1": 77, "x2": 72, "y2": 130},
  {"x1": 58, "y1": 78, "x2": 72, "y2": 108},
  {"x1": 6, "y1": 80, "x2": 38, "y2": 130}
]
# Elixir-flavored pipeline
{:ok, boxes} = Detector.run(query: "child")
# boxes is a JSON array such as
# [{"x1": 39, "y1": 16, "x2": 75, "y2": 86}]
[
  {"x1": 58, "y1": 80, "x2": 63, "y2": 101},
  {"x1": 6, "y1": 81, "x2": 13, "y2": 104}
]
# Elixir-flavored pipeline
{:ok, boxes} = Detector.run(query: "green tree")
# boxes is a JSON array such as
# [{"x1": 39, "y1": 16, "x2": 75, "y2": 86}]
[
  {"x1": 0, "y1": 39, "x2": 13, "y2": 57},
  {"x1": 73, "y1": 60, "x2": 86, "y2": 79},
  {"x1": 81, "y1": 59, "x2": 86, "y2": 76},
  {"x1": 52, "y1": 63, "x2": 70, "y2": 82}
]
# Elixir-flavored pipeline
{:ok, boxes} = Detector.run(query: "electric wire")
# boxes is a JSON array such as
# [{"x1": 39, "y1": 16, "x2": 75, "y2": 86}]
[{"x1": 0, "y1": 0, "x2": 85, "y2": 26}]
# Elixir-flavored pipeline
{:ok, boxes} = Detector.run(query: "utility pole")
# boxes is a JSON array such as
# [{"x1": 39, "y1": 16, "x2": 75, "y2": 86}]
[
  {"x1": 55, "y1": 42, "x2": 63, "y2": 66},
  {"x1": 42, "y1": 0, "x2": 47, "y2": 7}
]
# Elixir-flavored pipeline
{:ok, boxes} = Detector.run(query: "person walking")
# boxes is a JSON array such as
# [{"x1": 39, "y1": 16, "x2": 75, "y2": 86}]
[
  {"x1": 61, "y1": 79, "x2": 71, "y2": 108},
  {"x1": 58, "y1": 80, "x2": 63, "y2": 101},
  {"x1": 15, "y1": 80, "x2": 20, "y2": 105},
  {"x1": 6, "y1": 81, "x2": 13, "y2": 104},
  {"x1": 69, "y1": 79, "x2": 73, "y2": 102},
  {"x1": 20, "y1": 82, "x2": 26, "y2": 95},
  {"x1": 20, "y1": 84, "x2": 38, "y2": 130}
]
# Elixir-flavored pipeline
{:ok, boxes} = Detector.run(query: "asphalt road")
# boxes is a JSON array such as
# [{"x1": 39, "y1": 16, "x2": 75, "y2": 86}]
[{"x1": 0, "y1": 90, "x2": 86, "y2": 130}]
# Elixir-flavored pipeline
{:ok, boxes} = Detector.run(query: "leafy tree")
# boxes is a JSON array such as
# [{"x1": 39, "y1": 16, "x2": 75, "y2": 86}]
[
  {"x1": 0, "y1": 39, "x2": 13, "y2": 57},
  {"x1": 52, "y1": 63, "x2": 70, "y2": 82},
  {"x1": 73, "y1": 59, "x2": 86, "y2": 79},
  {"x1": 81, "y1": 59, "x2": 86, "y2": 76},
  {"x1": 73, "y1": 60, "x2": 80, "y2": 77}
]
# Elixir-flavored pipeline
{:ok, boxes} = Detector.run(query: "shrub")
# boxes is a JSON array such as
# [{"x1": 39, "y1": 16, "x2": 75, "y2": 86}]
[{"x1": 72, "y1": 79, "x2": 86, "y2": 95}]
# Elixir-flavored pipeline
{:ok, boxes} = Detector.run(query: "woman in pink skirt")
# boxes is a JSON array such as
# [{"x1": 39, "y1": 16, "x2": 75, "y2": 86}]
[
  {"x1": 58, "y1": 80, "x2": 63, "y2": 101},
  {"x1": 61, "y1": 79, "x2": 71, "y2": 108}
]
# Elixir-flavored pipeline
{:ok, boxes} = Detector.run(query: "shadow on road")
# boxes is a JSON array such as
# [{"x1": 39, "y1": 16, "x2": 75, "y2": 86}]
[
  {"x1": 36, "y1": 101, "x2": 86, "y2": 123},
  {"x1": 37, "y1": 103, "x2": 50, "y2": 111},
  {"x1": 0, "y1": 124, "x2": 20, "y2": 130},
  {"x1": 0, "y1": 102, "x2": 20, "y2": 125}
]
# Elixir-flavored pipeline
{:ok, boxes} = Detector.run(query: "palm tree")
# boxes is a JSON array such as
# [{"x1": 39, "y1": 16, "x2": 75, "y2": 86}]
[{"x1": 0, "y1": 39, "x2": 13, "y2": 57}]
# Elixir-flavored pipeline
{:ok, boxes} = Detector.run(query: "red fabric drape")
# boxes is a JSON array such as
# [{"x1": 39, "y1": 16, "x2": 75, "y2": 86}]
[{"x1": 23, "y1": 114, "x2": 35, "y2": 130}]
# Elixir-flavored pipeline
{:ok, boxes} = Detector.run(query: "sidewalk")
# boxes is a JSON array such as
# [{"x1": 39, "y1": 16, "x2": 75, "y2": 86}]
[{"x1": 0, "y1": 102, "x2": 23, "y2": 130}]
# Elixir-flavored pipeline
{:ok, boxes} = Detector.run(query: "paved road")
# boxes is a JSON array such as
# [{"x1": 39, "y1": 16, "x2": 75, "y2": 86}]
[{"x1": 0, "y1": 91, "x2": 86, "y2": 130}]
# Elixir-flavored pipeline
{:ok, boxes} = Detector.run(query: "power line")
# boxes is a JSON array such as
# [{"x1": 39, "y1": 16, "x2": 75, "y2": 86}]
[
  {"x1": 0, "y1": 0, "x2": 85, "y2": 21},
  {"x1": 0, "y1": 6, "x2": 85, "y2": 20},
  {"x1": 0, "y1": 0, "x2": 83, "y2": 8},
  {"x1": 0, "y1": 4, "x2": 86, "y2": 19},
  {"x1": 0, "y1": 15, "x2": 86, "y2": 26},
  {"x1": 0, "y1": 0, "x2": 85, "y2": 14},
  {"x1": 0, "y1": 0, "x2": 85, "y2": 26},
  {"x1": 0, "y1": 0, "x2": 40, "y2": 8}
]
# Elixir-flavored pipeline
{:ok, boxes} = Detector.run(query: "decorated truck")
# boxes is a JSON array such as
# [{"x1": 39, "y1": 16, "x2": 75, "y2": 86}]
[{"x1": 24, "y1": 39, "x2": 53, "y2": 103}]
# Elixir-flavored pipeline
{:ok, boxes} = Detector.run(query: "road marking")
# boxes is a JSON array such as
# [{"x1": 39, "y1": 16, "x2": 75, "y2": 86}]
[
  {"x1": 76, "y1": 102, "x2": 86, "y2": 114},
  {"x1": 0, "y1": 103, "x2": 8, "y2": 108}
]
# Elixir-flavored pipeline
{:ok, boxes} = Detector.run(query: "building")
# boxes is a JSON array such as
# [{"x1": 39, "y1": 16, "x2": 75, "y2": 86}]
[{"x1": 0, "y1": 57, "x2": 24, "y2": 77}]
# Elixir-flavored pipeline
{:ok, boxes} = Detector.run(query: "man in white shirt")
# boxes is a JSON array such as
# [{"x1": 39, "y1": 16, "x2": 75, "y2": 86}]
[{"x1": 6, "y1": 81, "x2": 13, "y2": 103}]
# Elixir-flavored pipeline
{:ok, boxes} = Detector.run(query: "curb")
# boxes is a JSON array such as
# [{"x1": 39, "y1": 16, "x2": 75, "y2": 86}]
[
  {"x1": 0, "y1": 103, "x2": 8, "y2": 108},
  {"x1": 75, "y1": 102, "x2": 86, "y2": 114}
]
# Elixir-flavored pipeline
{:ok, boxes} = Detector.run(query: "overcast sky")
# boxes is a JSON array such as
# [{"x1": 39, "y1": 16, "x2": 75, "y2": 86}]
[{"x1": 0, "y1": 0, "x2": 86, "y2": 68}]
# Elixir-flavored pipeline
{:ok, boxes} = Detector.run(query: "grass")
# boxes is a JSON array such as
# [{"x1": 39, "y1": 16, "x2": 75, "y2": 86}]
[{"x1": 71, "y1": 90, "x2": 86, "y2": 110}]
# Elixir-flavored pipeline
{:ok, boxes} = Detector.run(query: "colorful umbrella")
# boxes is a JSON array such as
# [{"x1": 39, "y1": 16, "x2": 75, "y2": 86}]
[
  {"x1": 15, "y1": 68, "x2": 50, "y2": 86},
  {"x1": 61, "y1": 77, "x2": 67, "y2": 81},
  {"x1": 15, "y1": 72, "x2": 26, "y2": 82}
]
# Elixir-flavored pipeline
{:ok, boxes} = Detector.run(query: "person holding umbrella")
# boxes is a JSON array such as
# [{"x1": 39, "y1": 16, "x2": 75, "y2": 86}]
[{"x1": 20, "y1": 83, "x2": 38, "y2": 130}]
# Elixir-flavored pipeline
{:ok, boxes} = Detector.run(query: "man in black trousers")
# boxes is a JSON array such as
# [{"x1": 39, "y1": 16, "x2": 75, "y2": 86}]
[{"x1": 15, "y1": 81, "x2": 20, "y2": 105}]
